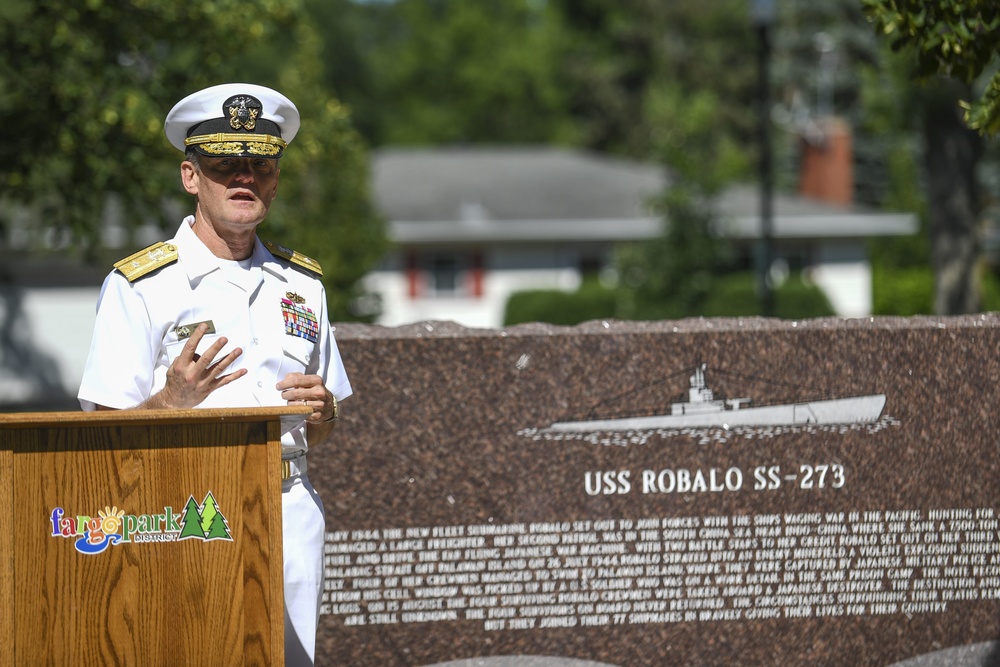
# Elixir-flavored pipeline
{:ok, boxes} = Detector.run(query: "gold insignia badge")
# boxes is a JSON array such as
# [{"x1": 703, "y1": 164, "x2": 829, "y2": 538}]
[
  {"x1": 201, "y1": 141, "x2": 245, "y2": 155},
  {"x1": 227, "y1": 95, "x2": 261, "y2": 132},
  {"x1": 247, "y1": 142, "x2": 282, "y2": 156},
  {"x1": 286, "y1": 292, "x2": 306, "y2": 305}
]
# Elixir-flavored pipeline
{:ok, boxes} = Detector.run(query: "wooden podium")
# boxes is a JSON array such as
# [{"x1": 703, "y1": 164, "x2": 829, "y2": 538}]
[{"x1": 0, "y1": 406, "x2": 311, "y2": 666}]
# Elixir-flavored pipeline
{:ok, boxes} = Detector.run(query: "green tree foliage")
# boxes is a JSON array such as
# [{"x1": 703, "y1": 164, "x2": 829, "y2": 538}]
[
  {"x1": 771, "y1": 0, "x2": 896, "y2": 205},
  {"x1": 545, "y1": 1, "x2": 762, "y2": 321},
  {"x1": 854, "y1": 33, "x2": 935, "y2": 315},
  {"x1": 774, "y1": 0, "x2": 996, "y2": 316},
  {"x1": 861, "y1": 0, "x2": 995, "y2": 314},
  {"x1": 0, "y1": 0, "x2": 386, "y2": 321},
  {"x1": 855, "y1": 51, "x2": 928, "y2": 215},
  {"x1": 288, "y1": 0, "x2": 386, "y2": 143},
  {"x1": 615, "y1": 85, "x2": 747, "y2": 320},
  {"x1": 230, "y1": 0, "x2": 1000, "y2": 321},
  {"x1": 0, "y1": 0, "x2": 295, "y2": 248},
  {"x1": 862, "y1": 0, "x2": 1000, "y2": 135},
  {"x1": 347, "y1": 0, "x2": 577, "y2": 146},
  {"x1": 321, "y1": 0, "x2": 758, "y2": 160},
  {"x1": 552, "y1": 0, "x2": 758, "y2": 158},
  {"x1": 252, "y1": 20, "x2": 388, "y2": 320},
  {"x1": 769, "y1": 2, "x2": 938, "y2": 317}
]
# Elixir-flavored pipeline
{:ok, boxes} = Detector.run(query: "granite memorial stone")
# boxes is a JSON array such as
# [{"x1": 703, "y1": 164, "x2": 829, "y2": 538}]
[{"x1": 310, "y1": 316, "x2": 1000, "y2": 666}]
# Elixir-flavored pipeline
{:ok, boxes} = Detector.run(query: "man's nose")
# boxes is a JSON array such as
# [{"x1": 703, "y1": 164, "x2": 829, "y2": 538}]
[{"x1": 233, "y1": 160, "x2": 255, "y2": 181}]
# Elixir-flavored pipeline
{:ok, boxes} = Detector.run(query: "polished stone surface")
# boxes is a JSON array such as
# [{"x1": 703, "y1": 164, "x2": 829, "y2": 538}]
[{"x1": 311, "y1": 315, "x2": 1000, "y2": 667}]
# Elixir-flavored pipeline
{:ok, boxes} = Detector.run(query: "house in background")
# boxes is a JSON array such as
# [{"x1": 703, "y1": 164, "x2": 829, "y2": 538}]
[{"x1": 366, "y1": 143, "x2": 916, "y2": 328}]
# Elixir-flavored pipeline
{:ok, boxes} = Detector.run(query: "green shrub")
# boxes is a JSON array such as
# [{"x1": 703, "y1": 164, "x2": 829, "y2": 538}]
[
  {"x1": 701, "y1": 272, "x2": 836, "y2": 319},
  {"x1": 503, "y1": 280, "x2": 618, "y2": 325},
  {"x1": 503, "y1": 271, "x2": 836, "y2": 325},
  {"x1": 773, "y1": 274, "x2": 838, "y2": 319},
  {"x1": 871, "y1": 266, "x2": 933, "y2": 315},
  {"x1": 980, "y1": 269, "x2": 1000, "y2": 312}
]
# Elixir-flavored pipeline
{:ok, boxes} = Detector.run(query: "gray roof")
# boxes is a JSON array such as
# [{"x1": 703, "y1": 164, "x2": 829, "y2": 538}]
[
  {"x1": 373, "y1": 146, "x2": 664, "y2": 222},
  {"x1": 371, "y1": 147, "x2": 917, "y2": 244}
]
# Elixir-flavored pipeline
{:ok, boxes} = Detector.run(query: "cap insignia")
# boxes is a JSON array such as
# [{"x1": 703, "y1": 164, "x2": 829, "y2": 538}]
[
  {"x1": 200, "y1": 141, "x2": 245, "y2": 155},
  {"x1": 226, "y1": 95, "x2": 261, "y2": 132}
]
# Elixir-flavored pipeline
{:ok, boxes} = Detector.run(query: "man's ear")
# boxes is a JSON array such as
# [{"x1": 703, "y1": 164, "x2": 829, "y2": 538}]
[{"x1": 180, "y1": 161, "x2": 199, "y2": 195}]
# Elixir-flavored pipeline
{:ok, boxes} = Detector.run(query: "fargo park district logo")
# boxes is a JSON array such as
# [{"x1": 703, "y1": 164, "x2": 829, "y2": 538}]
[{"x1": 50, "y1": 492, "x2": 233, "y2": 555}]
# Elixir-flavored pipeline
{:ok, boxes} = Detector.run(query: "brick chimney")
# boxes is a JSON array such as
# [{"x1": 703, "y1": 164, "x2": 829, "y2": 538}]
[{"x1": 799, "y1": 117, "x2": 853, "y2": 206}]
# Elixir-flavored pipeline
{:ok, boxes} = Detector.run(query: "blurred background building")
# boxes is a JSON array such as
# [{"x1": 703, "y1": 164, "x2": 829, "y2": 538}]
[{"x1": 367, "y1": 145, "x2": 914, "y2": 327}]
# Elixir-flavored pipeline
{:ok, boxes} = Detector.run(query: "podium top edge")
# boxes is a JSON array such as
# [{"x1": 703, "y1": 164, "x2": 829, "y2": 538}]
[{"x1": 0, "y1": 406, "x2": 314, "y2": 428}]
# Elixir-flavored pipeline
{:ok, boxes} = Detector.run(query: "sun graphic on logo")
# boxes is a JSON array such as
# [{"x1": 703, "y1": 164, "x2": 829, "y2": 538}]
[{"x1": 99, "y1": 506, "x2": 126, "y2": 535}]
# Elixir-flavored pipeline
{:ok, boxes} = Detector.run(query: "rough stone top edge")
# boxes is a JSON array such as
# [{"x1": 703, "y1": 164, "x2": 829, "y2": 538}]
[{"x1": 331, "y1": 313, "x2": 1000, "y2": 340}]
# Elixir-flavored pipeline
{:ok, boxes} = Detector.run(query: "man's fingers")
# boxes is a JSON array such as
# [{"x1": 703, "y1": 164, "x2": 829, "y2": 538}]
[
  {"x1": 196, "y1": 335, "x2": 234, "y2": 368},
  {"x1": 275, "y1": 374, "x2": 330, "y2": 421},
  {"x1": 278, "y1": 380, "x2": 335, "y2": 423},
  {"x1": 282, "y1": 389, "x2": 323, "y2": 403},
  {"x1": 180, "y1": 324, "x2": 231, "y2": 369},
  {"x1": 212, "y1": 367, "x2": 248, "y2": 388},
  {"x1": 277, "y1": 372, "x2": 324, "y2": 388},
  {"x1": 276, "y1": 372, "x2": 309, "y2": 391},
  {"x1": 179, "y1": 323, "x2": 209, "y2": 362},
  {"x1": 206, "y1": 347, "x2": 243, "y2": 375}
]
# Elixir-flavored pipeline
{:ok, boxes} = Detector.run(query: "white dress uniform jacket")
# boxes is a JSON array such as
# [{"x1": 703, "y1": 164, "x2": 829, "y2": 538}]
[{"x1": 79, "y1": 216, "x2": 351, "y2": 666}]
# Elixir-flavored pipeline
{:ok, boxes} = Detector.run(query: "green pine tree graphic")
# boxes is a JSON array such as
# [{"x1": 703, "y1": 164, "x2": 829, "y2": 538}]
[
  {"x1": 178, "y1": 496, "x2": 206, "y2": 540},
  {"x1": 200, "y1": 492, "x2": 219, "y2": 536},
  {"x1": 201, "y1": 492, "x2": 232, "y2": 540},
  {"x1": 205, "y1": 511, "x2": 232, "y2": 540}
]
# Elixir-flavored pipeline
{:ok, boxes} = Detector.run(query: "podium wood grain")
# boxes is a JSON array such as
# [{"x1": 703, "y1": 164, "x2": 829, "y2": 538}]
[{"x1": 0, "y1": 407, "x2": 310, "y2": 667}]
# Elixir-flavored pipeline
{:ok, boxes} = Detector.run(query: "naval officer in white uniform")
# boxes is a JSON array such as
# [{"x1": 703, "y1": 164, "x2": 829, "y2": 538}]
[{"x1": 78, "y1": 83, "x2": 351, "y2": 666}]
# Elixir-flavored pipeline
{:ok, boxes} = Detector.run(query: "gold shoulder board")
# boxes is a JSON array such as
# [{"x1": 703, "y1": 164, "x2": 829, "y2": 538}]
[
  {"x1": 263, "y1": 240, "x2": 323, "y2": 277},
  {"x1": 113, "y1": 242, "x2": 179, "y2": 283}
]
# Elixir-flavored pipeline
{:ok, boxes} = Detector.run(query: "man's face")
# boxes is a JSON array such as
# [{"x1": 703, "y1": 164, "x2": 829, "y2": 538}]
[{"x1": 181, "y1": 156, "x2": 280, "y2": 232}]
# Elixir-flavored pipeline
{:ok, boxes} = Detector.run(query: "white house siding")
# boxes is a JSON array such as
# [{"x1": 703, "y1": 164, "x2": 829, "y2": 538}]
[
  {"x1": 366, "y1": 238, "x2": 886, "y2": 329},
  {"x1": 364, "y1": 270, "x2": 498, "y2": 328},
  {"x1": 809, "y1": 242, "x2": 872, "y2": 318},
  {"x1": 368, "y1": 245, "x2": 589, "y2": 328}
]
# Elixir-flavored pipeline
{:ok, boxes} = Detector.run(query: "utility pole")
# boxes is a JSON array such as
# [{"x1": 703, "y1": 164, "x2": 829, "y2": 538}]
[{"x1": 752, "y1": 0, "x2": 776, "y2": 316}]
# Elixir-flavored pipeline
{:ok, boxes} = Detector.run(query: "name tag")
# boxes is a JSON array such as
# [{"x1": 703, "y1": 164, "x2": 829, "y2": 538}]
[{"x1": 174, "y1": 320, "x2": 216, "y2": 340}]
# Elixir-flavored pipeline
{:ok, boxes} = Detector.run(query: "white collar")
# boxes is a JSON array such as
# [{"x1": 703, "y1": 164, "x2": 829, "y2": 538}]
[{"x1": 173, "y1": 216, "x2": 288, "y2": 289}]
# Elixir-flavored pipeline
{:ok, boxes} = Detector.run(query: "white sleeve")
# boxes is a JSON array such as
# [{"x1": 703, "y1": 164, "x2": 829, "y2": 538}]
[
  {"x1": 78, "y1": 271, "x2": 158, "y2": 411},
  {"x1": 318, "y1": 285, "x2": 352, "y2": 402}
]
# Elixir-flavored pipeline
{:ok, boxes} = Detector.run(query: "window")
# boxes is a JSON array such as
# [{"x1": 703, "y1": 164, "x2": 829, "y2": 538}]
[
  {"x1": 406, "y1": 250, "x2": 484, "y2": 298},
  {"x1": 429, "y1": 254, "x2": 459, "y2": 295}
]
